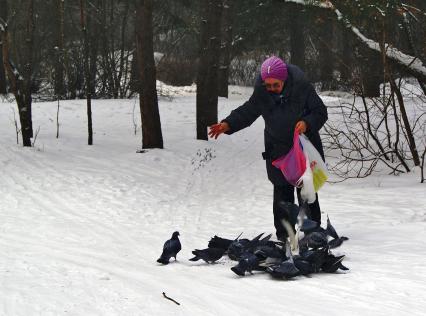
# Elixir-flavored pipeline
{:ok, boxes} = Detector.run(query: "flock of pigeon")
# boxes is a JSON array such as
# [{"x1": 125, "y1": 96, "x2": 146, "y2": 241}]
[{"x1": 157, "y1": 202, "x2": 349, "y2": 280}]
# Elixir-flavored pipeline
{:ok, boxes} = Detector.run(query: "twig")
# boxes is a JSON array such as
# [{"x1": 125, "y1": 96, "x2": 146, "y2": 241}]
[
  {"x1": 32, "y1": 126, "x2": 40, "y2": 147},
  {"x1": 132, "y1": 98, "x2": 138, "y2": 135},
  {"x1": 56, "y1": 97, "x2": 60, "y2": 138},
  {"x1": 11, "y1": 108, "x2": 21, "y2": 145},
  {"x1": 162, "y1": 292, "x2": 180, "y2": 306}
]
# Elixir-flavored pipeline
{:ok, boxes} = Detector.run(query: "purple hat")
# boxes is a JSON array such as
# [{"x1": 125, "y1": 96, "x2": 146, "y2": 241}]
[{"x1": 261, "y1": 56, "x2": 288, "y2": 82}]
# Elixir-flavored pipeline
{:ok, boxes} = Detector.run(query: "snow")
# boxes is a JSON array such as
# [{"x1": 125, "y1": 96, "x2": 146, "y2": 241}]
[{"x1": 1, "y1": 86, "x2": 426, "y2": 315}]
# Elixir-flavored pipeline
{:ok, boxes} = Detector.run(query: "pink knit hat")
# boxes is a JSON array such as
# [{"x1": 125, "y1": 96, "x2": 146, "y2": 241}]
[{"x1": 261, "y1": 56, "x2": 288, "y2": 81}]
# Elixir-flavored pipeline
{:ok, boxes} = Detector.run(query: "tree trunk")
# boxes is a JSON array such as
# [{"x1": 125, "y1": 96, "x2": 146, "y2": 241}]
[
  {"x1": 317, "y1": 11, "x2": 335, "y2": 90},
  {"x1": 360, "y1": 49, "x2": 382, "y2": 97},
  {"x1": 54, "y1": 0, "x2": 65, "y2": 98},
  {"x1": 89, "y1": 0, "x2": 100, "y2": 98},
  {"x1": 196, "y1": 0, "x2": 223, "y2": 140},
  {"x1": 288, "y1": 3, "x2": 305, "y2": 70},
  {"x1": 339, "y1": 27, "x2": 353, "y2": 87},
  {"x1": 136, "y1": 0, "x2": 163, "y2": 149},
  {"x1": 0, "y1": 0, "x2": 7, "y2": 94},
  {"x1": 80, "y1": 0, "x2": 93, "y2": 145},
  {"x1": 218, "y1": 0, "x2": 233, "y2": 98},
  {"x1": 23, "y1": 0, "x2": 35, "y2": 139},
  {"x1": 0, "y1": 3, "x2": 33, "y2": 146},
  {"x1": 118, "y1": 0, "x2": 130, "y2": 98}
]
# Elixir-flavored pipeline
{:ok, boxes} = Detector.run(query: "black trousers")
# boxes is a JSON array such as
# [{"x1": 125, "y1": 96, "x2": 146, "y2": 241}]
[{"x1": 273, "y1": 185, "x2": 321, "y2": 239}]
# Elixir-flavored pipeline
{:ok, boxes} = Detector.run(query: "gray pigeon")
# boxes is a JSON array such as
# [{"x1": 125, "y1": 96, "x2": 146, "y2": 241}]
[{"x1": 157, "y1": 231, "x2": 181, "y2": 265}]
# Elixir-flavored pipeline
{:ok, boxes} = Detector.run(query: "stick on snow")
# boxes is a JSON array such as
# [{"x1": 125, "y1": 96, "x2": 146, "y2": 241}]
[{"x1": 162, "y1": 292, "x2": 180, "y2": 305}]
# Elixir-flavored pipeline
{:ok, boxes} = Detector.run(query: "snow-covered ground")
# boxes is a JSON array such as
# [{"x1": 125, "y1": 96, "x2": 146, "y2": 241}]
[{"x1": 0, "y1": 86, "x2": 425, "y2": 316}]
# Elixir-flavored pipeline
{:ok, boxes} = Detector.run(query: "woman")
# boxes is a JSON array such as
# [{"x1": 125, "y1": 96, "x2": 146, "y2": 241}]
[{"x1": 208, "y1": 56, "x2": 328, "y2": 240}]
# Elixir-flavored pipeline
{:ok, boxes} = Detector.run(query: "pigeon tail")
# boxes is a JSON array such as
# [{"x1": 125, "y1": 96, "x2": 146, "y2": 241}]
[
  {"x1": 157, "y1": 257, "x2": 170, "y2": 265},
  {"x1": 189, "y1": 256, "x2": 200, "y2": 262}
]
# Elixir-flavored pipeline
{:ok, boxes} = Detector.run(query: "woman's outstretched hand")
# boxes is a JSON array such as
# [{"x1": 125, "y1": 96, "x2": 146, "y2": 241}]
[{"x1": 208, "y1": 122, "x2": 230, "y2": 139}]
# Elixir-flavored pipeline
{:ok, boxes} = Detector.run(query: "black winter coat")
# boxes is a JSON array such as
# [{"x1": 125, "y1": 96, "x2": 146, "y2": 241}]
[{"x1": 222, "y1": 64, "x2": 328, "y2": 186}]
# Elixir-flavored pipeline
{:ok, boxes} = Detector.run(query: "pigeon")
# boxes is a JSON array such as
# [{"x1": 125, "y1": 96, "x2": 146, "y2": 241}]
[
  {"x1": 231, "y1": 252, "x2": 261, "y2": 276},
  {"x1": 189, "y1": 247, "x2": 226, "y2": 264},
  {"x1": 254, "y1": 243, "x2": 287, "y2": 262},
  {"x1": 278, "y1": 201, "x2": 299, "y2": 227},
  {"x1": 208, "y1": 235, "x2": 234, "y2": 250},
  {"x1": 299, "y1": 231, "x2": 329, "y2": 252},
  {"x1": 227, "y1": 233, "x2": 268, "y2": 261},
  {"x1": 278, "y1": 202, "x2": 300, "y2": 251},
  {"x1": 266, "y1": 259, "x2": 300, "y2": 279},
  {"x1": 326, "y1": 215, "x2": 339, "y2": 239},
  {"x1": 325, "y1": 215, "x2": 349, "y2": 248},
  {"x1": 300, "y1": 247, "x2": 329, "y2": 272},
  {"x1": 328, "y1": 236, "x2": 349, "y2": 249},
  {"x1": 321, "y1": 254, "x2": 348, "y2": 273},
  {"x1": 227, "y1": 238, "x2": 251, "y2": 261},
  {"x1": 293, "y1": 256, "x2": 315, "y2": 275},
  {"x1": 157, "y1": 231, "x2": 181, "y2": 265},
  {"x1": 301, "y1": 218, "x2": 320, "y2": 233}
]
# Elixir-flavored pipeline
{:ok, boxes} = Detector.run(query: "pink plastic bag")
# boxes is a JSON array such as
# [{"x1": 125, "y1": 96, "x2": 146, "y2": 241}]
[{"x1": 272, "y1": 131, "x2": 306, "y2": 187}]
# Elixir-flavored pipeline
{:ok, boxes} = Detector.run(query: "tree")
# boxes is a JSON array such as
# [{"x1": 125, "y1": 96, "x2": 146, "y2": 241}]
[
  {"x1": 196, "y1": 0, "x2": 223, "y2": 140},
  {"x1": 54, "y1": 0, "x2": 65, "y2": 98},
  {"x1": 80, "y1": 0, "x2": 93, "y2": 145},
  {"x1": 1, "y1": 0, "x2": 35, "y2": 147},
  {"x1": 136, "y1": 0, "x2": 163, "y2": 149},
  {"x1": 0, "y1": 0, "x2": 7, "y2": 94},
  {"x1": 218, "y1": 0, "x2": 234, "y2": 98},
  {"x1": 288, "y1": 2, "x2": 306, "y2": 70}
]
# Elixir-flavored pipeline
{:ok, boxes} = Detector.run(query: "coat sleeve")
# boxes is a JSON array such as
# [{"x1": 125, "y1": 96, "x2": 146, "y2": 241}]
[
  {"x1": 301, "y1": 84, "x2": 328, "y2": 133},
  {"x1": 221, "y1": 92, "x2": 262, "y2": 135}
]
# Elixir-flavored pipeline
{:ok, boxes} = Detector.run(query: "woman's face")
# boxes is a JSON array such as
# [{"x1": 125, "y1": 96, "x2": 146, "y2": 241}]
[{"x1": 264, "y1": 78, "x2": 284, "y2": 94}]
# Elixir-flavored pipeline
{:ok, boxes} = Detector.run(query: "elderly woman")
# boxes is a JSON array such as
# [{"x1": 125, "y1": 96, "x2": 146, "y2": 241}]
[{"x1": 209, "y1": 56, "x2": 328, "y2": 241}]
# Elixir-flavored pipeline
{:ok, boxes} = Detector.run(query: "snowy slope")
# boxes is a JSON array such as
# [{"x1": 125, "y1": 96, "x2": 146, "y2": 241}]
[{"x1": 0, "y1": 88, "x2": 425, "y2": 316}]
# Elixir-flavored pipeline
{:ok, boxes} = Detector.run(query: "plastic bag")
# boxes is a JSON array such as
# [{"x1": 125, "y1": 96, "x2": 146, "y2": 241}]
[
  {"x1": 272, "y1": 131, "x2": 306, "y2": 187},
  {"x1": 300, "y1": 153, "x2": 316, "y2": 203},
  {"x1": 299, "y1": 134, "x2": 329, "y2": 193}
]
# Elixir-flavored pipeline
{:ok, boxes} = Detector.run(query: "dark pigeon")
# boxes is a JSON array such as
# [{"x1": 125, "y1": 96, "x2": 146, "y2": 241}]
[
  {"x1": 300, "y1": 247, "x2": 329, "y2": 272},
  {"x1": 227, "y1": 238, "x2": 251, "y2": 261},
  {"x1": 293, "y1": 256, "x2": 315, "y2": 275},
  {"x1": 277, "y1": 202, "x2": 300, "y2": 250},
  {"x1": 254, "y1": 243, "x2": 287, "y2": 262},
  {"x1": 301, "y1": 218, "x2": 320, "y2": 233},
  {"x1": 227, "y1": 233, "x2": 269, "y2": 261},
  {"x1": 157, "y1": 231, "x2": 181, "y2": 265},
  {"x1": 189, "y1": 247, "x2": 226, "y2": 264},
  {"x1": 266, "y1": 259, "x2": 300, "y2": 279},
  {"x1": 328, "y1": 236, "x2": 350, "y2": 249},
  {"x1": 326, "y1": 215, "x2": 349, "y2": 248},
  {"x1": 321, "y1": 254, "x2": 349, "y2": 273},
  {"x1": 278, "y1": 201, "x2": 299, "y2": 227},
  {"x1": 299, "y1": 201, "x2": 312, "y2": 221},
  {"x1": 208, "y1": 235, "x2": 234, "y2": 250},
  {"x1": 231, "y1": 252, "x2": 261, "y2": 276},
  {"x1": 299, "y1": 231, "x2": 329, "y2": 252},
  {"x1": 326, "y1": 215, "x2": 339, "y2": 239},
  {"x1": 298, "y1": 202, "x2": 320, "y2": 234}
]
